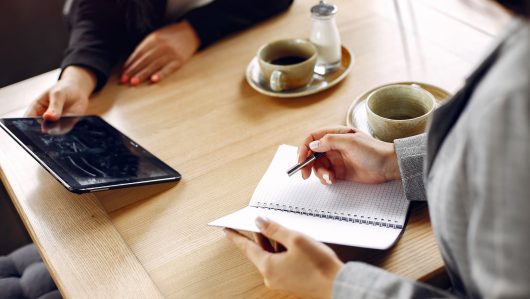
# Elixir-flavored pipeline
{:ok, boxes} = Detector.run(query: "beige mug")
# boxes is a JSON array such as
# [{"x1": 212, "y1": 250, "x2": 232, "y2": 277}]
[
  {"x1": 257, "y1": 39, "x2": 317, "y2": 92},
  {"x1": 366, "y1": 84, "x2": 436, "y2": 142}
]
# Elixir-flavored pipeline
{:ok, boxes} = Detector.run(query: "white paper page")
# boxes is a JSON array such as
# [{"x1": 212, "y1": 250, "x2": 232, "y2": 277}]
[
  {"x1": 250, "y1": 145, "x2": 409, "y2": 228},
  {"x1": 209, "y1": 207, "x2": 403, "y2": 250}
]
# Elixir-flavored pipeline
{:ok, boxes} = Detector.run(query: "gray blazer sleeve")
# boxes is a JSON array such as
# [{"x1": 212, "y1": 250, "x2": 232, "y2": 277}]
[
  {"x1": 394, "y1": 134, "x2": 427, "y2": 202},
  {"x1": 331, "y1": 135, "x2": 449, "y2": 298},
  {"x1": 465, "y1": 90, "x2": 530, "y2": 298},
  {"x1": 333, "y1": 262, "x2": 455, "y2": 298}
]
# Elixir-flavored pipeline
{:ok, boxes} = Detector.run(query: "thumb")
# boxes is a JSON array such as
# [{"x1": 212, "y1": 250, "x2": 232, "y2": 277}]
[
  {"x1": 43, "y1": 90, "x2": 65, "y2": 121},
  {"x1": 309, "y1": 133, "x2": 352, "y2": 153},
  {"x1": 255, "y1": 216, "x2": 295, "y2": 246}
]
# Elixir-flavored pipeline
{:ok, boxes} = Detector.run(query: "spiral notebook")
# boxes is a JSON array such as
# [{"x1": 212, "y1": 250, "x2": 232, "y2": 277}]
[{"x1": 209, "y1": 145, "x2": 410, "y2": 249}]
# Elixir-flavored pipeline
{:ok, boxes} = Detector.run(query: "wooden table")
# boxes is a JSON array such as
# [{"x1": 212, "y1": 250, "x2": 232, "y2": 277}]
[{"x1": 0, "y1": 1, "x2": 508, "y2": 297}]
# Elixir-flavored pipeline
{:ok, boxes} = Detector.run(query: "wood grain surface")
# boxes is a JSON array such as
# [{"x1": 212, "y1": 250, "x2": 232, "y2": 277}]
[
  {"x1": 0, "y1": 131, "x2": 163, "y2": 298},
  {"x1": 0, "y1": 0, "x2": 507, "y2": 297}
]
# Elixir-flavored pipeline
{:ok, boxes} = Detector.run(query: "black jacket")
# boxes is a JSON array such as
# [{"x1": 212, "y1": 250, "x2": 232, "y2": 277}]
[{"x1": 61, "y1": 0, "x2": 293, "y2": 91}]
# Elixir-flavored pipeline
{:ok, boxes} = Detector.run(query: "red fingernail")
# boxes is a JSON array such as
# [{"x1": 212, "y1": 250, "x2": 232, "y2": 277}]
[
  {"x1": 119, "y1": 75, "x2": 129, "y2": 84},
  {"x1": 130, "y1": 77, "x2": 140, "y2": 86},
  {"x1": 150, "y1": 74, "x2": 160, "y2": 83},
  {"x1": 43, "y1": 112, "x2": 56, "y2": 122}
]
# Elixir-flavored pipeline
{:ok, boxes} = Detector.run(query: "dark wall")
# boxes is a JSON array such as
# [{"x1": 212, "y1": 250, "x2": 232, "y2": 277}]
[
  {"x1": 0, "y1": 183, "x2": 31, "y2": 255},
  {"x1": 0, "y1": 0, "x2": 66, "y2": 253},
  {"x1": 0, "y1": 0, "x2": 68, "y2": 88}
]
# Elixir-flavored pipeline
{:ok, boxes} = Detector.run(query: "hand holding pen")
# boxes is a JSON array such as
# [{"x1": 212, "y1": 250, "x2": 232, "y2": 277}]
[{"x1": 292, "y1": 126, "x2": 402, "y2": 185}]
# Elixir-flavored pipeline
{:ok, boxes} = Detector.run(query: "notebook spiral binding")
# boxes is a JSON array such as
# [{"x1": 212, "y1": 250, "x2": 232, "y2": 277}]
[{"x1": 252, "y1": 201, "x2": 402, "y2": 229}]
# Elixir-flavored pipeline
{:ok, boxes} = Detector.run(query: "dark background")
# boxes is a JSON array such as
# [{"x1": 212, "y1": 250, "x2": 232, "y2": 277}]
[
  {"x1": 0, "y1": 184, "x2": 31, "y2": 255},
  {"x1": 0, "y1": 0, "x2": 68, "y2": 254},
  {"x1": 0, "y1": 0, "x2": 68, "y2": 88}
]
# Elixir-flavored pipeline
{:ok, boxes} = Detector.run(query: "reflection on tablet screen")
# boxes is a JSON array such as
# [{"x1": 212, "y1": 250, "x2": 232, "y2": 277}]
[{"x1": 0, "y1": 116, "x2": 180, "y2": 192}]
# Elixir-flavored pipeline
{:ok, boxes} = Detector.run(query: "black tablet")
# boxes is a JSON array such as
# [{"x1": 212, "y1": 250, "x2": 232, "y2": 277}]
[{"x1": 0, "y1": 116, "x2": 181, "y2": 194}]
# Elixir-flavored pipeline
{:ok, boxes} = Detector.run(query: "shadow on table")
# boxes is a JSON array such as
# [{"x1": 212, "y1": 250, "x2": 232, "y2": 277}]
[
  {"x1": 94, "y1": 181, "x2": 178, "y2": 213},
  {"x1": 238, "y1": 76, "x2": 345, "y2": 110},
  {"x1": 330, "y1": 202, "x2": 428, "y2": 264},
  {"x1": 329, "y1": 202, "x2": 450, "y2": 288}
]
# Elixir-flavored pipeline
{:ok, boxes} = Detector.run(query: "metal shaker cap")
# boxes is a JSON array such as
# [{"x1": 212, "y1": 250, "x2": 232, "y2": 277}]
[{"x1": 311, "y1": 1, "x2": 337, "y2": 17}]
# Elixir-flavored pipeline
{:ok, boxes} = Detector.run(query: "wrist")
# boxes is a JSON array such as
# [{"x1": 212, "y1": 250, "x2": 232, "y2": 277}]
[
  {"x1": 179, "y1": 20, "x2": 201, "y2": 53},
  {"x1": 61, "y1": 65, "x2": 96, "y2": 97},
  {"x1": 322, "y1": 260, "x2": 343, "y2": 299},
  {"x1": 383, "y1": 143, "x2": 401, "y2": 181}
]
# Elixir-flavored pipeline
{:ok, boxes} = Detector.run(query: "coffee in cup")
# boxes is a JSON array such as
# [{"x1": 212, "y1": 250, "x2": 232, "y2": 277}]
[
  {"x1": 366, "y1": 84, "x2": 436, "y2": 142},
  {"x1": 257, "y1": 39, "x2": 317, "y2": 92}
]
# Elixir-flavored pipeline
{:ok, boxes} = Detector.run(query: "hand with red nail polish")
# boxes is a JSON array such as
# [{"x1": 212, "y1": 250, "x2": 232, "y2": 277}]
[
  {"x1": 130, "y1": 77, "x2": 141, "y2": 86},
  {"x1": 26, "y1": 66, "x2": 96, "y2": 121},
  {"x1": 121, "y1": 20, "x2": 200, "y2": 86},
  {"x1": 119, "y1": 74, "x2": 129, "y2": 85},
  {"x1": 150, "y1": 74, "x2": 160, "y2": 83}
]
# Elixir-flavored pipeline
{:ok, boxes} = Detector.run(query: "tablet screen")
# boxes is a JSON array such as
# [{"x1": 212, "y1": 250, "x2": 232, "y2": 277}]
[{"x1": 0, "y1": 116, "x2": 180, "y2": 193}]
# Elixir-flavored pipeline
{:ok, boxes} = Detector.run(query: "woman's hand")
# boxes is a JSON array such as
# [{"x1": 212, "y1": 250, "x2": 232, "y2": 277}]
[
  {"x1": 298, "y1": 126, "x2": 400, "y2": 185},
  {"x1": 26, "y1": 66, "x2": 96, "y2": 121},
  {"x1": 225, "y1": 217, "x2": 343, "y2": 299},
  {"x1": 120, "y1": 20, "x2": 200, "y2": 86}
]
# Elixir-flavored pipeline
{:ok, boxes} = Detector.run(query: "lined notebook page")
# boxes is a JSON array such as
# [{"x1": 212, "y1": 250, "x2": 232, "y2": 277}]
[{"x1": 249, "y1": 145, "x2": 410, "y2": 227}]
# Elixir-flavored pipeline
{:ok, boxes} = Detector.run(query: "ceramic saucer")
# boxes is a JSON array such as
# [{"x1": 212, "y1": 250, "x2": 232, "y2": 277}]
[
  {"x1": 346, "y1": 82, "x2": 451, "y2": 137},
  {"x1": 246, "y1": 46, "x2": 353, "y2": 98}
]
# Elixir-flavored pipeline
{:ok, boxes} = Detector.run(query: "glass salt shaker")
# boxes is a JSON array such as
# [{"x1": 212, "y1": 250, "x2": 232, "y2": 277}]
[{"x1": 310, "y1": 0, "x2": 341, "y2": 74}]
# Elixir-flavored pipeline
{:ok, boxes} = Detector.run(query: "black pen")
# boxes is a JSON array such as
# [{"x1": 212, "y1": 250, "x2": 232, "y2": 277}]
[{"x1": 286, "y1": 152, "x2": 323, "y2": 177}]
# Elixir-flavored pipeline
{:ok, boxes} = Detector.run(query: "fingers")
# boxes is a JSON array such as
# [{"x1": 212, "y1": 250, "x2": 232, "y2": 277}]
[
  {"x1": 298, "y1": 126, "x2": 354, "y2": 179},
  {"x1": 123, "y1": 35, "x2": 156, "y2": 71},
  {"x1": 300, "y1": 163, "x2": 313, "y2": 180},
  {"x1": 121, "y1": 24, "x2": 195, "y2": 85},
  {"x1": 309, "y1": 133, "x2": 355, "y2": 153},
  {"x1": 122, "y1": 51, "x2": 182, "y2": 85},
  {"x1": 41, "y1": 121, "x2": 62, "y2": 135},
  {"x1": 313, "y1": 158, "x2": 335, "y2": 185},
  {"x1": 302, "y1": 126, "x2": 354, "y2": 155},
  {"x1": 255, "y1": 216, "x2": 303, "y2": 247},
  {"x1": 150, "y1": 60, "x2": 182, "y2": 83},
  {"x1": 297, "y1": 136, "x2": 314, "y2": 164},
  {"x1": 298, "y1": 146, "x2": 313, "y2": 180},
  {"x1": 43, "y1": 118, "x2": 78, "y2": 135},
  {"x1": 224, "y1": 228, "x2": 270, "y2": 271},
  {"x1": 122, "y1": 48, "x2": 161, "y2": 85},
  {"x1": 25, "y1": 93, "x2": 49, "y2": 117},
  {"x1": 42, "y1": 90, "x2": 66, "y2": 121},
  {"x1": 131, "y1": 57, "x2": 169, "y2": 85}
]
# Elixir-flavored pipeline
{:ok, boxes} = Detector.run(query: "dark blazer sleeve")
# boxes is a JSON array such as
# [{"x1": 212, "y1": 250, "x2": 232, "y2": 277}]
[
  {"x1": 60, "y1": 0, "x2": 293, "y2": 92},
  {"x1": 61, "y1": 0, "x2": 128, "y2": 92},
  {"x1": 183, "y1": 0, "x2": 293, "y2": 49}
]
